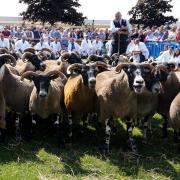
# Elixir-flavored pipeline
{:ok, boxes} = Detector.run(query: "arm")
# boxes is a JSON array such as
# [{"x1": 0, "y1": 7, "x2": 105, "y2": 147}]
[{"x1": 110, "y1": 21, "x2": 120, "y2": 33}]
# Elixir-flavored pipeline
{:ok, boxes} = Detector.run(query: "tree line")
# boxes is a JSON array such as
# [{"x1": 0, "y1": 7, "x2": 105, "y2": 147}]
[{"x1": 19, "y1": 0, "x2": 178, "y2": 27}]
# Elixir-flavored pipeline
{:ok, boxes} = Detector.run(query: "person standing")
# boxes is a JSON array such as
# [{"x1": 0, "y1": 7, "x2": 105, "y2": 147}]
[{"x1": 110, "y1": 12, "x2": 131, "y2": 55}]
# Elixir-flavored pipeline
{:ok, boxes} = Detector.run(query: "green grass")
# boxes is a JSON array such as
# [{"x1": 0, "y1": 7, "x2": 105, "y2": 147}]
[{"x1": 0, "y1": 115, "x2": 180, "y2": 180}]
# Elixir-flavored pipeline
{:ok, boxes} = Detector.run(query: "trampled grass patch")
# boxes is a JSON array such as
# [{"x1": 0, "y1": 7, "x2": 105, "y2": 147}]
[{"x1": 0, "y1": 115, "x2": 180, "y2": 180}]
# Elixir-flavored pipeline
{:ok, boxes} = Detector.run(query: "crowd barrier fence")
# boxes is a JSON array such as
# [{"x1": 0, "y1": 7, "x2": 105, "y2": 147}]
[{"x1": 145, "y1": 41, "x2": 180, "y2": 58}]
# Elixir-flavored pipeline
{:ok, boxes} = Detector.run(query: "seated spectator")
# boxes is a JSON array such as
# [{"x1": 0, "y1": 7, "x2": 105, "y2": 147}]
[
  {"x1": 169, "y1": 48, "x2": 180, "y2": 66},
  {"x1": 80, "y1": 34, "x2": 92, "y2": 57},
  {"x1": 68, "y1": 29, "x2": 77, "y2": 39},
  {"x1": 24, "y1": 27, "x2": 34, "y2": 41},
  {"x1": 68, "y1": 38, "x2": 81, "y2": 54},
  {"x1": 105, "y1": 37, "x2": 112, "y2": 56},
  {"x1": 0, "y1": 33, "x2": 10, "y2": 49},
  {"x1": 51, "y1": 38, "x2": 62, "y2": 59},
  {"x1": 145, "y1": 30, "x2": 155, "y2": 41},
  {"x1": 15, "y1": 27, "x2": 24, "y2": 40},
  {"x1": 92, "y1": 36, "x2": 103, "y2": 55},
  {"x1": 15, "y1": 36, "x2": 31, "y2": 57},
  {"x1": 168, "y1": 26, "x2": 177, "y2": 41},
  {"x1": 33, "y1": 26, "x2": 41, "y2": 42},
  {"x1": 98, "y1": 29, "x2": 106, "y2": 42},
  {"x1": 35, "y1": 38, "x2": 50, "y2": 51},
  {"x1": 130, "y1": 28, "x2": 139, "y2": 39},
  {"x1": 139, "y1": 30, "x2": 146, "y2": 42},
  {"x1": 126, "y1": 38, "x2": 149, "y2": 63},
  {"x1": 176, "y1": 27, "x2": 180, "y2": 41},
  {"x1": 156, "y1": 46, "x2": 174, "y2": 64},
  {"x1": 2, "y1": 26, "x2": 10, "y2": 38},
  {"x1": 61, "y1": 30, "x2": 69, "y2": 50}
]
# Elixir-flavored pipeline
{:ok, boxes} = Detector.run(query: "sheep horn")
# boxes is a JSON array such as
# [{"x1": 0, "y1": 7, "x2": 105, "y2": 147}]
[
  {"x1": 115, "y1": 63, "x2": 129, "y2": 73},
  {"x1": 141, "y1": 63, "x2": 154, "y2": 71},
  {"x1": 94, "y1": 61, "x2": 108, "y2": 69},
  {"x1": 0, "y1": 54, "x2": 16, "y2": 67},
  {"x1": 21, "y1": 71, "x2": 38, "y2": 81},
  {"x1": 46, "y1": 70, "x2": 66, "y2": 80},
  {"x1": 22, "y1": 52, "x2": 33, "y2": 62},
  {"x1": 0, "y1": 48, "x2": 10, "y2": 54},
  {"x1": 67, "y1": 63, "x2": 84, "y2": 74},
  {"x1": 41, "y1": 48, "x2": 52, "y2": 54},
  {"x1": 156, "y1": 64, "x2": 169, "y2": 73},
  {"x1": 61, "y1": 52, "x2": 71, "y2": 62},
  {"x1": 23, "y1": 48, "x2": 35, "y2": 54}
]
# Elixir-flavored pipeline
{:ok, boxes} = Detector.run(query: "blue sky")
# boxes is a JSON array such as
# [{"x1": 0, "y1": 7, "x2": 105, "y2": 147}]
[{"x1": 0, "y1": 0, "x2": 179, "y2": 20}]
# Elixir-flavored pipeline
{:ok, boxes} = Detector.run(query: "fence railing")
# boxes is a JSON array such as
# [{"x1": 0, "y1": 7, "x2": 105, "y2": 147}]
[{"x1": 145, "y1": 41, "x2": 180, "y2": 58}]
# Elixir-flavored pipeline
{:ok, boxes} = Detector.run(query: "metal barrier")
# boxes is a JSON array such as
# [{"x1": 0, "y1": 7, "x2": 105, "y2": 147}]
[{"x1": 145, "y1": 41, "x2": 180, "y2": 58}]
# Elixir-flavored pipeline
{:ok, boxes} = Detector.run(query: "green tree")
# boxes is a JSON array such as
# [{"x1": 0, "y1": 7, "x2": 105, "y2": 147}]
[
  {"x1": 128, "y1": 0, "x2": 178, "y2": 27},
  {"x1": 19, "y1": 0, "x2": 85, "y2": 25}
]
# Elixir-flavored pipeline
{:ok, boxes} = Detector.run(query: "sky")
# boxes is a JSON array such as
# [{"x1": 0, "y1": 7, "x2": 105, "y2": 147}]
[{"x1": 0, "y1": 0, "x2": 179, "y2": 20}]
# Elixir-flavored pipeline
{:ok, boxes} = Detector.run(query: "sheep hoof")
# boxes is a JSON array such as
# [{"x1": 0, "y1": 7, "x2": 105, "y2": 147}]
[
  {"x1": 99, "y1": 145, "x2": 110, "y2": 156},
  {"x1": 142, "y1": 138, "x2": 148, "y2": 144}
]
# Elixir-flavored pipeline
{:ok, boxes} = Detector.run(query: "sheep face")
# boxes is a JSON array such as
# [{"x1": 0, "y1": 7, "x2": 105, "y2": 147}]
[
  {"x1": 122, "y1": 64, "x2": 146, "y2": 94},
  {"x1": 80, "y1": 65, "x2": 100, "y2": 88},
  {"x1": 24, "y1": 54, "x2": 46, "y2": 71}
]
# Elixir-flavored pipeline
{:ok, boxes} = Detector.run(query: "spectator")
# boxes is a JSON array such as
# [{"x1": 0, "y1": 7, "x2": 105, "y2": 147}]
[
  {"x1": 126, "y1": 38, "x2": 149, "y2": 63},
  {"x1": 92, "y1": 36, "x2": 103, "y2": 55},
  {"x1": 33, "y1": 26, "x2": 41, "y2": 42},
  {"x1": 0, "y1": 33, "x2": 10, "y2": 49},
  {"x1": 2, "y1": 27, "x2": 10, "y2": 38},
  {"x1": 35, "y1": 38, "x2": 50, "y2": 51},
  {"x1": 168, "y1": 26, "x2": 177, "y2": 41},
  {"x1": 68, "y1": 38, "x2": 81, "y2": 54},
  {"x1": 169, "y1": 48, "x2": 180, "y2": 66},
  {"x1": 24, "y1": 27, "x2": 34, "y2": 41},
  {"x1": 15, "y1": 27, "x2": 24, "y2": 40},
  {"x1": 176, "y1": 27, "x2": 180, "y2": 41},
  {"x1": 51, "y1": 38, "x2": 62, "y2": 59},
  {"x1": 156, "y1": 46, "x2": 174, "y2": 63},
  {"x1": 15, "y1": 35, "x2": 30, "y2": 57},
  {"x1": 80, "y1": 34, "x2": 92, "y2": 57}
]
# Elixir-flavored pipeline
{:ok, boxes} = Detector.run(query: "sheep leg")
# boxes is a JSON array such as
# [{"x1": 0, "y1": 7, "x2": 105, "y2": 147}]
[
  {"x1": 142, "y1": 116, "x2": 148, "y2": 143},
  {"x1": 101, "y1": 118, "x2": 111, "y2": 155},
  {"x1": 173, "y1": 130, "x2": 179, "y2": 143},
  {"x1": 162, "y1": 115, "x2": 168, "y2": 139},
  {"x1": 81, "y1": 113, "x2": 89, "y2": 134},
  {"x1": 0, "y1": 117, "x2": 6, "y2": 143},
  {"x1": 15, "y1": 114, "x2": 22, "y2": 143},
  {"x1": 57, "y1": 114, "x2": 65, "y2": 147},
  {"x1": 126, "y1": 118, "x2": 137, "y2": 153},
  {"x1": 66, "y1": 113, "x2": 73, "y2": 144}
]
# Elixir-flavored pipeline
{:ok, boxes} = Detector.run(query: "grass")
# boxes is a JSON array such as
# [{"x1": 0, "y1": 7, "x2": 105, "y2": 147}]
[{"x1": 0, "y1": 114, "x2": 180, "y2": 180}]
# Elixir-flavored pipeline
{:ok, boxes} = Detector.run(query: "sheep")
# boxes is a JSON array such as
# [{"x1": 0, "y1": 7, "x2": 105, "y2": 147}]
[
  {"x1": 95, "y1": 63, "x2": 158, "y2": 154},
  {"x1": 64, "y1": 61, "x2": 108, "y2": 144},
  {"x1": 156, "y1": 65, "x2": 180, "y2": 139},
  {"x1": 0, "y1": 54, "x2": 34, "y2": 142},
  {"x1": 21, "y1": 70, "x2": 67, "y2": 119},
  {"x1": 169, "y1": 93, "x2": 180, "y2": 142},
  {"x1": 15, "y1": 52, "x2": 46, "y2": 75},
  {"x1": 21, "y1": 70, "x2": 67, "y2": 145}
]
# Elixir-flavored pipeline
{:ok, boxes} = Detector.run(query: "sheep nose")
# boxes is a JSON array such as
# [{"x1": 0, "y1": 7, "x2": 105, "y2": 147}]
[
  {"x1": 39, "y1": 91, "x2": 47, "y2": 97},
  {"x1": 88, "y1": 77, "x2": 96, "y2": 87},
  {"x1": 135, "y1": 80, "x2": 144, "y2": 84}
]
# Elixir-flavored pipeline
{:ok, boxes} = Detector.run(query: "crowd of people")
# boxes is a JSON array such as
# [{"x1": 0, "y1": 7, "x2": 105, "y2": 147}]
[{"x1": 0, "y1": 14, "x2": 180, "y2": 62}]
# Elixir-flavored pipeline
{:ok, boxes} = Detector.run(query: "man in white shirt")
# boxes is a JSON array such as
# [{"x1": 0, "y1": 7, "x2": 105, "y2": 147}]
[
  {"x1": 156, "y1": 46, "x2": 174, "y2": 64},
  {"x1": 68, "y1": 38, "x2": 81, "y2": 54},
  {"x1": 15, "y1": 35, "x2": 31, "y2": 57},
  {"x1": 0, "y1": 33, "x2": 10, "y2": 49},
  {"x1": 35, "y1": 38, "x2": 51, "y2": 51},
  {"x1": 51, "y1": 38, "x2": 62, "y2": 59},
  {"x1": 110, "y1": 11, "x2": 131, "y2": 55},
  {"x1": 80, "y1": 35, "x2": 92, "y2": 57},
  {"x1": 126, "y1": 38, "x2": 149, "y2": 63},
  {"x1": 92, "y1": 36, "x2": 103, "y2": 55}
]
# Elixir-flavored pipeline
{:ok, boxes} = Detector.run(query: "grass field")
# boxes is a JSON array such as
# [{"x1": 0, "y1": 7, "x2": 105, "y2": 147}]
[{"x1": 0, "y1": 114, "x2": 180, "y2": 180}]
